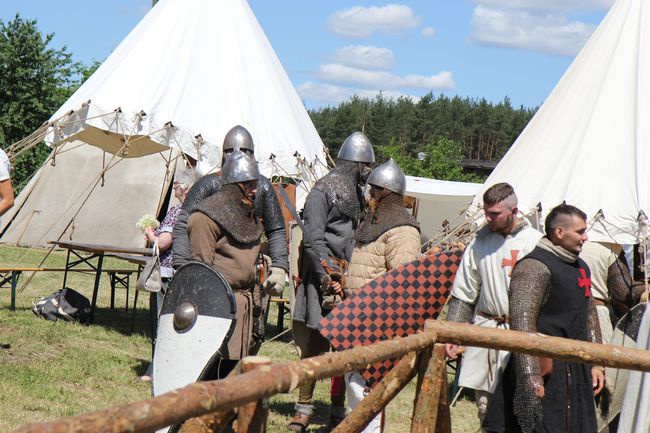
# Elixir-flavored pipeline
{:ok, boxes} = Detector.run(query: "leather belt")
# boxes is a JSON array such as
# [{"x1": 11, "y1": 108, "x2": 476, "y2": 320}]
[
  {"x1": 477, "y1": 310, "x2": 509, "y2": 325},
  {"x1": 592, "y1": 298, "x2": 607, "y2": 307}
]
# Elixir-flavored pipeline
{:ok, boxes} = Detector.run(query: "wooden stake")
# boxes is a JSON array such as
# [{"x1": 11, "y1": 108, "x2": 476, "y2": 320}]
[
  {"x1": 331, "y1": 351, "x2": 419, "y2": 433},
  {"x1": 410, "y1": 343, "x2": 446, "y2": 433},
  {"x1": 236, "y1": 357, "x2": 272, "y2": 433}
]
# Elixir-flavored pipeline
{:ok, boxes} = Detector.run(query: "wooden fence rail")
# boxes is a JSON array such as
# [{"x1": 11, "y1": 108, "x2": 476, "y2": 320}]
[{"x1": 11, "y1": 320, "x2": 650, "y2": 433}]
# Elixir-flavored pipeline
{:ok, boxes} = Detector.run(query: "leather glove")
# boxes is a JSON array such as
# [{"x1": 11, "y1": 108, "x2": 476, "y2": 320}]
[{"x1": 263, "y1": 267, "x2": 287, "y2": 297}]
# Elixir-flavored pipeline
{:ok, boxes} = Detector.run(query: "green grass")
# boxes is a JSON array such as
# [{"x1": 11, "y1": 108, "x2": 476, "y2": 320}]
[{"x1": 0, "y1": 245, "x2": 480, "y2": 432}]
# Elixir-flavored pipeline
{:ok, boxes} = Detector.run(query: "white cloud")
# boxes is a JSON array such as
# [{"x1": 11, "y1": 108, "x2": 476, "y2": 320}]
[
  {"x1": 297, "y1": 82, "x2": 417, "y2": 105},
  {"x1": 469, "y1": 5, "x2": 596, "y2": 56},
  {"x1": 421, "y1": 27, "x2": 437, "y2": 38},
  {"x1": 317, "y1": 63, "x2": 455, "y2": 91},
  {"x1": 330, "y1": 45, "x2": 395, "y2": 70},
  {"x1": 474, "y1": 0, "x2": 614, "y2": 13},
  {"x1": 327, "y1": 4, "x2": 420, "y2": 39}
]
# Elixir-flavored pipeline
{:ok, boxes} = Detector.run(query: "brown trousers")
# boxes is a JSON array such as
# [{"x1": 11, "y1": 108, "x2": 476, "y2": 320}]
[{"x1": 293, "y1": 319, "x2": 346, "y2": 407}]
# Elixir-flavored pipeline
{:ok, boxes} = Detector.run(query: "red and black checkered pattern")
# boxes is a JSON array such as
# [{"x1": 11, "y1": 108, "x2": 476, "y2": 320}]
[{"x1": 318, "y1": 249, "x2": 463, "y2": 386}]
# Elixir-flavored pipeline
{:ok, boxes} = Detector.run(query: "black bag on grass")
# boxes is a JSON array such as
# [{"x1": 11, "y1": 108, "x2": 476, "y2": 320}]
[{"x1": 32, "y1": 288, "x2": 91, "y2": 324}]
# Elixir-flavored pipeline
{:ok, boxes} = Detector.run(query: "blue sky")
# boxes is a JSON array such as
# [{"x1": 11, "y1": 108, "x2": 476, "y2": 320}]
[{"x1": 0, "y1": 0, "x2": 613, "y2": 109}]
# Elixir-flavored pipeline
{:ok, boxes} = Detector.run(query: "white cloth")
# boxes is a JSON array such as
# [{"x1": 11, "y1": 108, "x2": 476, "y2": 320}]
[
  {"x1": 452, "y1": 220, "x2": 542, "y2": 392},
  {"x1": 0, "y1": 149, "x2": 10, "y2": 181},
  {"x1": 345, "y1": 372, "x2": 382, "y2": 433},
  {"x1": 580, "y1": 241, "x2": 619, "y2": 302},
  {"x1": 617, "y1": 304, "x2": 650, "y2": 433}
]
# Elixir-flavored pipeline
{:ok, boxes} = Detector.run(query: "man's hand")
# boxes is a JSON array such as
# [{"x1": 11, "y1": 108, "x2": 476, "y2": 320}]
[
  {"x1": 445, "y1": 343, "x2": 459, "y2": 360},
  {"x1": 331, "y1": 280, "x2": 342, "y2": 295},
  {"x1": 263, "y1": 267, "x2": 287, "y2": 297},
  {"x1": 592, "y1": 368, "x2": 605, "y2": 396}
]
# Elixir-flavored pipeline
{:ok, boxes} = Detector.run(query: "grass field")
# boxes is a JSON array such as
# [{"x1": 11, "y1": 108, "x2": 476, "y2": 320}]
[{"x1": 0, "y1": 245, "x2": 480, "y2": 432}]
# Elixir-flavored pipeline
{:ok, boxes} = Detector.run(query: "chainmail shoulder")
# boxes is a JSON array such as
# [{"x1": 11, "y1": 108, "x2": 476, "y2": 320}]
[
  {"x1": 192, "y1": 184, "x2": 263, "y2": 245},
  {"x1": 254, "y1": 175, "x2": 287, "y2": 233},
  {"x1": 354, "y1": 193, "x2": 419, "y2": 244},
  {"x1": 182, "y1": 173, "x2": 222, "y2": 212},
  {"x1": 446, "y1": 297, "x2": 475, "y2": 322},
  {"x1": 608, "y1": 258, "x2": 645, "y2": 307},
  {"x1": 312, "y1": 159, "x2": 363, "y2": 223},
  {"x1": 510, "y1": 257, "x2": 551, "y2": 433}
]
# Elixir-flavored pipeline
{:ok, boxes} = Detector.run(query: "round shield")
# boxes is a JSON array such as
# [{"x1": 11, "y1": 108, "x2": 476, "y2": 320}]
[{"x1": 153, "y1": 262, "x2": 236, "y2": 401}]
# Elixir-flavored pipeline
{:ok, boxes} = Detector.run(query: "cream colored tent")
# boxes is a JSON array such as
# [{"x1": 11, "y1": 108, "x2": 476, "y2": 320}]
[
  {"x1": 0, "y1": 0, "x2": 327, "y2": 248},
  {"x1": 469, "y1": 0, "x2": 650, "y2": 245}
]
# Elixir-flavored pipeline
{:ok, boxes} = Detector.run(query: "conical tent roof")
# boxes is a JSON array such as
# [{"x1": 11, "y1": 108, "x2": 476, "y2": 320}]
[
  {"x1": 47, "y1": 0, "x2": 326, "y2": 180},
  {"x1": 1, "y1": 0, "x2": 326, "y2": 248},
  {"x1": 470, "y1": 0, "x2": 650, "y2": 244}
]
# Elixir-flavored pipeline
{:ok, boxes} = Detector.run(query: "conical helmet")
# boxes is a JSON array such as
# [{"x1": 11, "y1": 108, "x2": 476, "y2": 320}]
[
  {"x1": 337, "y1": 132, "x2": 375, "y2": 163},
  {"x1": 221, "y1": 150, "x2": 259, "y2": 185},
  {"x1": 223, "y1": 125, "x2": 254, "y2": 153},
  {"x1": 366, "y1": 158, "x2": 406, "y2": 196}
]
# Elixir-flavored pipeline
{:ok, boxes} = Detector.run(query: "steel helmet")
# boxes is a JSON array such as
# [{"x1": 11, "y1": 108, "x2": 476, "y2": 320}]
[
  {"x1": 221, "y1": 150, "x2": 259, "y2": 185},
  {"x1": 337, "y1": 132, "x2": 375, "y2": 163},
  {"x1": 223, "y1": 125, "x2": 254, "y2": 153},
  {"x1": 366, "y1": 158, "x2": 406, "y2": 196}
]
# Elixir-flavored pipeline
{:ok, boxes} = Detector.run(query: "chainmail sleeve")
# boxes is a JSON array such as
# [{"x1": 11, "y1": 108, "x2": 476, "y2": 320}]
[
  {"x1": 257, "y1": 176, "x2": 288, "y2": 271},
  {"x1": 587, "y1": 298, "x2": 603, "y2": 344},
  {"x1": 509, "y1": 258, "x2": 551, "y2": 433},
  {"x1": 607, "y1": 258, "x2": 645, "y2": 307},
  {"x1": 172, "y1": 174, "x2": 222, "y2": 269},
  {"x1": 446, "y1": 297, "x2": 475, "y2": 323}
]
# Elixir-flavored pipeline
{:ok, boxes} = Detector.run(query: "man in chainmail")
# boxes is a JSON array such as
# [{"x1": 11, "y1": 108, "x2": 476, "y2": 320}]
[
  {"x1": 290, "y1": 132, "x2": 375, "y2": 432},
  {"x1": 445, "y1": 183, "x2": 542, "y2": 426},
  {"x1": 344, "y1": 158, "x2": 421, "y2": 433},
  {"x1": 579, "y1": 241, "x2": 645, "y2": 432},
  {"x1": 172, "y1": 125, "x2": 288, "y2": 353},
  {"x1": 483, "y1": 204, "x2": 605, "y2": 433},
  {"x1": 187, "y1": 150, "x2": 263, "y2": 377}
]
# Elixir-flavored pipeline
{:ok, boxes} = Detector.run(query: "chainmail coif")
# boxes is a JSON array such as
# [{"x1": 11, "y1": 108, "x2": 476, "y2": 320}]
[
  {"x1": 192, "y1": 184, "x2": 263, "y2": 245},
  {"x1": 312, "y1": 159, "x2": 365, "y2": 224},
  {"x1": 354, "y1": 192, "x2": 419, "y2": 244}
]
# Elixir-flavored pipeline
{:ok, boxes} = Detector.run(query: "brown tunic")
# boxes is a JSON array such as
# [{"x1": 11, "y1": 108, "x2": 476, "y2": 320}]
[{"x1": 187, "y1": 211, "x2": 260, "y2": 360}]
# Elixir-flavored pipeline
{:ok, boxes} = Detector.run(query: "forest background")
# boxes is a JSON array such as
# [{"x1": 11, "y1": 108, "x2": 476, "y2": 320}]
[{"x1": 0, "y1": 14, "x2": 537, "y2": 191}]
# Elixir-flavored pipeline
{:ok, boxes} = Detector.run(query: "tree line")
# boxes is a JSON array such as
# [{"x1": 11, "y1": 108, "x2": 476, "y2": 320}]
[
  {"x1": 309, "y1": 94, "x2": 536, "y2": 182},
  {"x1": 0, "y1": 14, "x2": 537, "y2": 190}
]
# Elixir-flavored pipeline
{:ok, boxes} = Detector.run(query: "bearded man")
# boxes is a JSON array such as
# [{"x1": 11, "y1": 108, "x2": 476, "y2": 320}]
[
  {"x1": 290, "y1": 131, "x2": 375, "y2": 432},
  {"x1": 344, "y1": 158, "x2": 421, "y2": 433},
  {"x1": 187, "y1": 150, "x2": 262, "y2": 376},
  {"x1": 445, "y1": 183, "x2": 542, "y2": 426},
  {"x1": 173, "y1": 125, "x2": 287, "y2": 352},
  {"x1": 483, "y1": 204, "x2": 605, "y2": 433}
]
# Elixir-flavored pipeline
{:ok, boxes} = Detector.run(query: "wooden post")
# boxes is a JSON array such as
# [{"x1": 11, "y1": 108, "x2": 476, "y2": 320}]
[
  {"x1": 331, "y1": 351, "x2": 419, "y2": 433},
  {"x1": 410, "y1": 343, "x2": 446, "y2": 433},
  {"x1": 235, "y1": 357, "x2": 272, "y2": 433},
  {"x1": 178, "y1": 363, "x2": 242, "y2": 433}
]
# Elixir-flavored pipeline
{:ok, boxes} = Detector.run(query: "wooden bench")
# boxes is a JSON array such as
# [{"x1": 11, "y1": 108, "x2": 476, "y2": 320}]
[
  {"x1": 269, "y1": 297, "x2": 290, "y2": 336},
  {"x1": 0, "y1": 267, "x2": 137, "y2": 311}
]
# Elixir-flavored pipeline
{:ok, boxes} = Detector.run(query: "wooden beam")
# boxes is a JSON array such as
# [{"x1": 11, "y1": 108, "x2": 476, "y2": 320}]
[
  {"x1": 331, "y1": 351, "x2": 419, "y2": 433},
  {"x1": 236, "y1": 357, "x2": 272, "y2": 433},
  {"x1": 410, "y1": 344, "x2": 446, "y2": 433}
]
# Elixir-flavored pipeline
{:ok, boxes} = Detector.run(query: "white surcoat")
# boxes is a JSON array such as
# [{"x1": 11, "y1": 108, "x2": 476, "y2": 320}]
[{"x1": 451, "y1": 220, "x2": 542, "y2": 393}]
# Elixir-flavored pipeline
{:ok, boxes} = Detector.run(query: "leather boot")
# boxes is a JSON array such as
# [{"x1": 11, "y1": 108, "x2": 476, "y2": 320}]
[{"x1": 288, "y1": 411, "x2": 311, "y2": 432}]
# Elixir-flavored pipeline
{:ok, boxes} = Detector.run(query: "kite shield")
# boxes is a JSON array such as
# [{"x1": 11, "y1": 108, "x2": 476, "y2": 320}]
[{"x1": 153, "y1": 261, "x2": 236, "y2": 400}]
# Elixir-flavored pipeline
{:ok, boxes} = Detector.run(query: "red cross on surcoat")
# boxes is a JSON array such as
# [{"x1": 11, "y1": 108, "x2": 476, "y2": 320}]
[
  {"x1": 578, "y1": 268, "x2": 592, "y2": 297},
  {"x1": 501, "y1": 249, "x2": 520, "y2": 277}
]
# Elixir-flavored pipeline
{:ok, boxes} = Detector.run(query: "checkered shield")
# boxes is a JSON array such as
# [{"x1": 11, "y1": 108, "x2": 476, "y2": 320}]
[{"x1": 318, "y1": 249, "x2": 463, "y2": 386}]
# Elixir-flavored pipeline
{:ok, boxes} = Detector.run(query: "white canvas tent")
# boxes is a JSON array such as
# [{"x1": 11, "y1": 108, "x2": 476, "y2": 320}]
[
  {"x1": 1, "y1": 0, "x2": 327, "y2": 248},
  {"x1": 469, "y1": 0, "x2": 650, "y2": 245},
  {"x1": 405, "y1": 175, "x2": 481, "y2": 239}
]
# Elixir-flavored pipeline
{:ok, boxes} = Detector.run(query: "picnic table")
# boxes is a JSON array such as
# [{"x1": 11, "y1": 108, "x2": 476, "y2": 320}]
[{"x1": 48, "y1": 241, "x2": 153, "y2": 323}]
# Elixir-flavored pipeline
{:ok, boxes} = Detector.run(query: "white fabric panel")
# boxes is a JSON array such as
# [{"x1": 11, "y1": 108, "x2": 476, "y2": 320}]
[
  {"x1": 468, "y1": 0, "x2": 650, "y2": 244},
  {"x1": 404, "y1": 176, "x2": 481, "y2": 239},
  {"x1": 0, "y1": 141, "x2": 173, "y2": 248}
]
